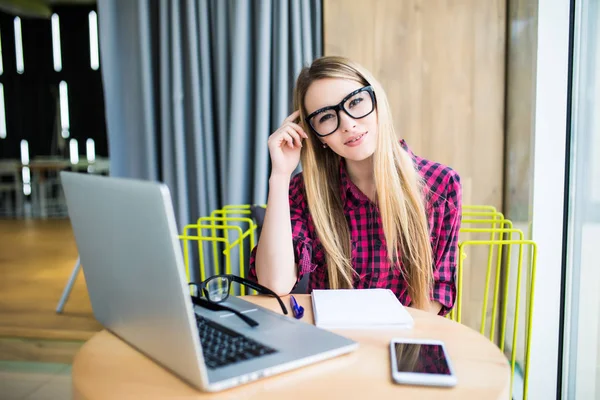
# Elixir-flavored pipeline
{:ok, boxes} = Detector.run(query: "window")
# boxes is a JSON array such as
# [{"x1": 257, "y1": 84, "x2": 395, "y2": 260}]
[
  {"x1": 0, "y1": 7, "x2": 108, "y2": 162},
  {"x1": 13, "y1": 16, "x2": 23, "y2": 73},
  {"x1": 51, "y1": 13, "x2": 62, "y2": 72},
  {"x1": 88, "y1": 11, "x2": 99, "y2": 70},
  {"x1": 562, "y1": 1, "x2": 600, "y2": 398}
]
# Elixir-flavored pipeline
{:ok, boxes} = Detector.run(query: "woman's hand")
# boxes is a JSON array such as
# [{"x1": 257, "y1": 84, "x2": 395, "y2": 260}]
[{"x1": 268, "y1": 110, "x2": 309, "y2": 178}]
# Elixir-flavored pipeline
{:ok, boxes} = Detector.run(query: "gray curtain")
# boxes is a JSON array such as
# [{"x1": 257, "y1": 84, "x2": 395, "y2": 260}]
[{"x1": 97, "y1": 0, "x2": 322, "y2": 230}]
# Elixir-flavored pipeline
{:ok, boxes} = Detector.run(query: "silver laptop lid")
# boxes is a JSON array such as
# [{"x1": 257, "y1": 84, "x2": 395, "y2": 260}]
[{"x1": 60, "y1": 171, "x2": 208, "y2": 389}]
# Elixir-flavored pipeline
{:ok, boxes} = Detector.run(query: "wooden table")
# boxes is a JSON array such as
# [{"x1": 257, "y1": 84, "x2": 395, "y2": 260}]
[{"x1": 72, "y1": 295, "x2": 510, "y2": 399}]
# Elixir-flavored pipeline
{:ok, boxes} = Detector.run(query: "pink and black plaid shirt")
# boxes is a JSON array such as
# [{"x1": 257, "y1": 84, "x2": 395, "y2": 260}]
[{"x1": 249, "y1": 140, "x2": 462, "y2": 316}]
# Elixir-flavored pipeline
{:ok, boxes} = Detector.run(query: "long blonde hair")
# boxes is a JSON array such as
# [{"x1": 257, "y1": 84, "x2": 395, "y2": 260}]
[{"x1": 293, "y1": 56, "x2": 433, "y2": 310}]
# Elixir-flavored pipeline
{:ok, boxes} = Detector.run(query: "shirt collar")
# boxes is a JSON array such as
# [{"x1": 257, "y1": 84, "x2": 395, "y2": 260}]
[
  {"x1": 399, "y1": 139, "x2": 416, "y2": 160},
  {"x1": 339, "y1": 159, "x2": 372, "y2": 207}
]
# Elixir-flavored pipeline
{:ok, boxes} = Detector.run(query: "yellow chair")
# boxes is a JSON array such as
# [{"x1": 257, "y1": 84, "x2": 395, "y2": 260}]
[
  {"x1": 450, "y1": 206, "x2": 514, "y2": 322},
  {"x1": 454, "y1": 206, "x2": 537, "y2": 398},
  {"x1": 462, "y1": 204, "x2": 499, "y2": 213},
  {"x1": 455, "y1": 234, "x2": 537, "y2": 400},
  {"x1": 179, "y1": 205, "x2": 263, "y2": 295}
]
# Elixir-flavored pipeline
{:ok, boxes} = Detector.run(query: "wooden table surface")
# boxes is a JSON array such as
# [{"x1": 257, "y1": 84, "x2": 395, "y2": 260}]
[{"x1": 72, "y1": 294, "x2": 510, "y2": 399}]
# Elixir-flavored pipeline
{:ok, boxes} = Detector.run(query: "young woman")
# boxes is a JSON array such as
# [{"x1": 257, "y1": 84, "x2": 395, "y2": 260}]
[{"x1": 249, "y1": 56, "x2": 462, "y2": 315}]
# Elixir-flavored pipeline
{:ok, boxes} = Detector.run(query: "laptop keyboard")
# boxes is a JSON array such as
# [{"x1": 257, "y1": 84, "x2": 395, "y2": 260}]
[{"x1": 195, "y1": 314, "x2": 278, "y2": 369}]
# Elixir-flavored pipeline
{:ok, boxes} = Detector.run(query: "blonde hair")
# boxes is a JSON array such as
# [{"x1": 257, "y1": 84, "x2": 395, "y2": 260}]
[{"x1": 293, "y1": 56, "x2": 433, "y2": 310}]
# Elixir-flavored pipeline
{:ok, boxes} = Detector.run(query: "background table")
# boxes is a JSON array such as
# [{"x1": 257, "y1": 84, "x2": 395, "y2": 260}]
[{"x1": 72, "y1": 295, "x2": 510, "y2": 399}]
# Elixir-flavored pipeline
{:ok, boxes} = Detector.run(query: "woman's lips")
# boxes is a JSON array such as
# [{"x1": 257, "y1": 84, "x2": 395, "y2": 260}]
[{"x1": 344, "y1": 132, "x2": 367, "y2": 147}]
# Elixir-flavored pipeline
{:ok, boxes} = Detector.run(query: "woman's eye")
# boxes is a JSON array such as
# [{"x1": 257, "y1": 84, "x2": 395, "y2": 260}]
[
  {"x1": 319, "y1": 114, "x2": 334, "y2": 124},
  {"x1": 349, "y1": 98, "x2": 363, "y2": 108}
]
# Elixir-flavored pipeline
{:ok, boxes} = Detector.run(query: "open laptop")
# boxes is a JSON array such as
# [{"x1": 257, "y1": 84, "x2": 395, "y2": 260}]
[{"x1": 60, "y1": 171, "x2": 358, "y2": 392}]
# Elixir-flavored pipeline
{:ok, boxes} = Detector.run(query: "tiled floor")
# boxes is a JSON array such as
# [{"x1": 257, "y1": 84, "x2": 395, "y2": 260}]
[{"x1": 0, "y1": 361, "x2": 71, "y2": 400}]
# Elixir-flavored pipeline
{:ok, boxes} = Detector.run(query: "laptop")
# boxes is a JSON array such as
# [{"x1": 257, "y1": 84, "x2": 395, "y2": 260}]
[{"x1": 60, "y1": 171, "x2": 358, "y2": 392}]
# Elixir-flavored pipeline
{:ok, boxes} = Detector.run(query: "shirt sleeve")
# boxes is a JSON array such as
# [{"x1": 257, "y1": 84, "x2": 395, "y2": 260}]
[
  {"x1": 247, "y1": 174, "x2": 322, "y2": 287},
  {"x1": 430, "y1": 171, "x2": 462, "y2": 316}
]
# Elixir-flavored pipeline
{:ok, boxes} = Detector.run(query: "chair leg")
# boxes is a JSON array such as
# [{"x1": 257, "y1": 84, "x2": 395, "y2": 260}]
[
  {"x1": 56, "y1": 257, "x2": 82, "y2": 313},
  {"x1": 15, "y1": 172, "x2": 24, "y2": 217}
]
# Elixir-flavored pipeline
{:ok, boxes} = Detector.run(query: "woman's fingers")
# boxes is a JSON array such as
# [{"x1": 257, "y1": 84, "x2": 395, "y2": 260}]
[
  {"x1": 269, "y1": 111, "x2": 309, "y2": 150},
  {"x1": 284, "y1": 127, "x2": 303, "y2": 148},
  {"x1": 287, "y1": 122, "x2": 309, "y2": 139},
  {"x1": 282, "y1": 112, "x2": 309, "y2": 138},
  {"x1": 283, "y1": 110, "x2": 300, "y2": 124}
]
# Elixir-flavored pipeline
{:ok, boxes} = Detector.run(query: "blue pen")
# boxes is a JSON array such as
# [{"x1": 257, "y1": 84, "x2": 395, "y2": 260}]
[{"x1": 290, "y1": 295, "x2": 304, "y2": 319}]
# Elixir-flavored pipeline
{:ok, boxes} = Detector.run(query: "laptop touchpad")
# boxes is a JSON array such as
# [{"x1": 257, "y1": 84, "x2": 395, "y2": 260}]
[{"x1": 219, "y1": 298, "x2": 259, "y2": 313}]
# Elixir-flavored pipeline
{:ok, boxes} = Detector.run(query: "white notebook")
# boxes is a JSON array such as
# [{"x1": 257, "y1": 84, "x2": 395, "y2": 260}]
[{"x1": 311, "y1": 288, "x2": 414, "y2": 329}]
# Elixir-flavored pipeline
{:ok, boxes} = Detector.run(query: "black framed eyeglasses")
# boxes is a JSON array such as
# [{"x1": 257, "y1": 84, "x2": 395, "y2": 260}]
[
  {"x1": 189, "y1": 274, "x2": 288, "y2": 328},
  {"x1": 190, "y1": 295, "x2": 260, "y2": 327},
  {"x1": 305, "y1": 85, "x2": 376, "y2": 137}
]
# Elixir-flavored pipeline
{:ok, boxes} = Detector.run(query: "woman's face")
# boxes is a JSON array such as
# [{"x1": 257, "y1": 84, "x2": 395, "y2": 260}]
[{"x1": 304, "y1": 78, "x2": 378, "y2": 162}]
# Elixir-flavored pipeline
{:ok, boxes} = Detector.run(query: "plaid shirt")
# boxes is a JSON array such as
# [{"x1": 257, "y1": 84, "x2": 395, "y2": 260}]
[{"x1": 249, "y1": 140, "x2": 462, "y2": 316}]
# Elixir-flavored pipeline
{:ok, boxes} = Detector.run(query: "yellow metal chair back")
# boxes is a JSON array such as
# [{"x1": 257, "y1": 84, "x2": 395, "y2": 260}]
[
  {"x1": 179, "y1": 205, "x2": 263, "y2": 295},
  {"x1": 455, "y1": 205, "x2": 537, "y2": 399},
  {"x1": 451, "y1": 206, "x2": 513, "y2": 322},
  {"x1": 456, "y1": 235, "x2": 537, "y2": 400}
]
